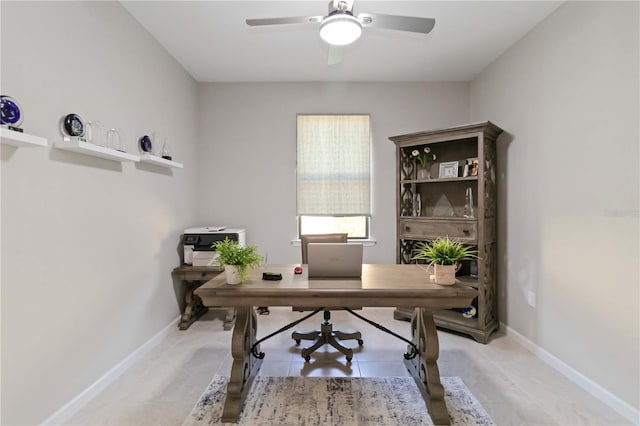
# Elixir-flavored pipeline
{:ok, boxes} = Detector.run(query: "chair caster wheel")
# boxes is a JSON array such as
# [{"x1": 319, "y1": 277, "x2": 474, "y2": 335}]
[
  {"x1": 304, "y1": 355, "x2": 311, "y2": 362},
  {"x1": 357, "y1": 339, "x2": 364, "y2": 346},
  {"x1": 346, "y1": 356, "x2": 353, "y2": 362},
  {"x1": 295, "y1": 339, "x2": 301, "y2": 345}
]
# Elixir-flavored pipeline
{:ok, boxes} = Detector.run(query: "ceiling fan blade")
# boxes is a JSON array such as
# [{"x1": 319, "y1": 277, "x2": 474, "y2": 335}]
[
  {"x1": 246, "y1": 16, "x2": 323, "y2": 27},
  {"x1": 357, "y1": 13, "x2": 435, "y2": 34},
  {"x1": 327, "y1": 45, "x2": 345, "y2": 65}
]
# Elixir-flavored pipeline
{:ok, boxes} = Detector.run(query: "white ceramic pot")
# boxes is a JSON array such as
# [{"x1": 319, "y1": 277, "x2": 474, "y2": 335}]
[
  {"x1": 224, "y1": 265, "x2": 242, "y2": 285},
  {"x1": 434, "y1": 264, "x2": 456, "y2": 285}
]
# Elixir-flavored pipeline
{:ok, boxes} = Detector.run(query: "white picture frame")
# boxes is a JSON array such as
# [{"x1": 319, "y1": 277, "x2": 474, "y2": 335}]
[{"x1": 439, "y1": 161, "x2": 459, "y2": 178}]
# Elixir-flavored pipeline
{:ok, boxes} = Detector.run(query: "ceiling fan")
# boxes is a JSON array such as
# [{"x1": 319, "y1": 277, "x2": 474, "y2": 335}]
[{"x1": 246, "y1": 0, "x2": 435, "y2": 64}]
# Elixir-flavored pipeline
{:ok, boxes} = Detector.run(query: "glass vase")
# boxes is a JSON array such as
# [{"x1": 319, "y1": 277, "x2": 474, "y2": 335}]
[
  {"x1": 417, "y1": 165, "x2": 431, "y2": 180},
  {"x1": 162, "y1": 139, "x2": 172, "y2": 160},
  {"x1": 412, "y1": 193, "x2": 421, "y2": 217},
  {"x1": 463, "y1": 187, "x2": 475, "y2": 218}
]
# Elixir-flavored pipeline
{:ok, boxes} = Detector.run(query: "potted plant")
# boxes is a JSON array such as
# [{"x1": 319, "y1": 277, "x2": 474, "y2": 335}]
[
  {"x1": 411, "y1": 236, "x2": 477, "y2": 285},
  {"x1": 213, "y1": 238, "x2": 263, "y2": 285}
]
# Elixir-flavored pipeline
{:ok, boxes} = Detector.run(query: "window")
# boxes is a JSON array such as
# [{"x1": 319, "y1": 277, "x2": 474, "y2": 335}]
[{"x1": 296, "y1": 114, "x2": 371, "y2": 238}]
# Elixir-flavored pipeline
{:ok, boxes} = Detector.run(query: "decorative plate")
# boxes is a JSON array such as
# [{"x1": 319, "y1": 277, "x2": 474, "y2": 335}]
[
  {"x1": 0, "y1": 95, "x2": 23, "y2": 127},
  {"x1": 63, "y1": 114, "x2": 85, "y2": 137},
  {"x1": 139, "y1": 135, "x2": 152, "y2": 152}
]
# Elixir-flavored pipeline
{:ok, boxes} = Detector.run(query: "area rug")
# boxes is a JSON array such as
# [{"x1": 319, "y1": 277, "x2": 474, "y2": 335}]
[{"x1": 183, "y1": 375, "x2": 494, "y2": 426}]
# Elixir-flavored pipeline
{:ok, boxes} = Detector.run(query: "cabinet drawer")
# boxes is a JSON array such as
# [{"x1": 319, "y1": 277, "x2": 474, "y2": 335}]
[{"x1": 399, "y1": 219, "x2": 477, "y2": 242}]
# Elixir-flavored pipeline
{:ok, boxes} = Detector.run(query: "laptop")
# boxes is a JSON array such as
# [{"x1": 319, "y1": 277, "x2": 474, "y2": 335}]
[{"x1": 307, "y1": 243, "x2": 363, "y2": 278}]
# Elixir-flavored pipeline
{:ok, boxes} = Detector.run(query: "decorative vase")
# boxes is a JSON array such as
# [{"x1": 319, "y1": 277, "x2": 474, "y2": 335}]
[
  {"x1": 417, "y1": 165, "x2": 431, "y2": 180},
  {"x1": 412, "y1": 193, "x2": 421, "y2": 216},
  {"x1": 224, "y1": 265, "x2": 242, "y2": 285},
  {"x1": 463, "y1": 187, "x2": 475, "y2": 218},
  {"x1": 434, "y1": 264, "x2": 456, "y2": 285}
]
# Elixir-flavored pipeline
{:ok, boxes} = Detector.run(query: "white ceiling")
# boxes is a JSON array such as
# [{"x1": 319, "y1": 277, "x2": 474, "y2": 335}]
[{"x1": 121, "y1": 1, "x2": 563, "y2": 83}]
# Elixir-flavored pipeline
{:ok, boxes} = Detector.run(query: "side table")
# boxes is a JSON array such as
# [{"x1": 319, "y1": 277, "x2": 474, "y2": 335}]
[{"x1": 172, "y1": 265, "x2": 235, "y2": 330}]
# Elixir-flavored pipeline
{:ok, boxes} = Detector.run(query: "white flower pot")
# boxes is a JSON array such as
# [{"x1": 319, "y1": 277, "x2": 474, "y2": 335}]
[
  {"x1": 224, "y1": 265, "x2": 242, "y2": 285},
  {"x1": 434, "y1": 264, "x2": 456, "y2": 285}
]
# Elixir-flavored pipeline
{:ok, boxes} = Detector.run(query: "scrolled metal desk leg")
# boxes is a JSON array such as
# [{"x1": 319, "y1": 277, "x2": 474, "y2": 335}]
[
  {"x1": 404, "y1": 308, "x2": 450, "y2": 425},
  {"x1": 221, "y1": 307, "x2": 262, "y2": 423}
]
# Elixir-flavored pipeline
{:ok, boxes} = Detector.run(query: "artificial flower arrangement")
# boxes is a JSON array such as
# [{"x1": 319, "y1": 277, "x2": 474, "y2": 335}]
[{"x1": 411, "y1": 146, "x2": 436, "y2": 168}]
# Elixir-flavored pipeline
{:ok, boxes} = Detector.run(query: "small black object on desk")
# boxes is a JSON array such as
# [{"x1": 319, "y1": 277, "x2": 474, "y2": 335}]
[{"x1": 262, "y1": 272, "x2": 282, "y2": 281}]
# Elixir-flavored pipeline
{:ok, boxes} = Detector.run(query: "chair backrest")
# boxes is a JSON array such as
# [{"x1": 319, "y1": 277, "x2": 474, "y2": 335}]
[{"x1": 300, "y1": 233, "x2": 348, "y2": 264}]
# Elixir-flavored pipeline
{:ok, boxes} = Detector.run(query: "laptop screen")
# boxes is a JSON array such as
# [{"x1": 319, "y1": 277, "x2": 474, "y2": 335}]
[{"x1": 307, "y1": 243, "x2": 363, "y2": 278}]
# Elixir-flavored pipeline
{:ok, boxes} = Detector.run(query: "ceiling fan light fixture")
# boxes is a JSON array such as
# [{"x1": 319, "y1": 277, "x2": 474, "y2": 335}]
[{"x1": 319, "y1": 14, "x2": 362, "y2": 46}]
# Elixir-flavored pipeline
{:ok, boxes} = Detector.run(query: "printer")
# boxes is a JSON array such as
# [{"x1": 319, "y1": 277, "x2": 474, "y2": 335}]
[{"x1": 182, "y1": 227, "x2": 246, "y2": 266}]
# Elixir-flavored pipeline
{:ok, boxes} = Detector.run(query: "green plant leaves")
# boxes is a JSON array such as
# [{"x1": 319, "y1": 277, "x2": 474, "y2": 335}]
[
  {"x1": 411, "y1": 236, "x2": 477, "y2": 265},
  {"x1": 213, "y1": 238, "x2": 263, "y2": 280}
]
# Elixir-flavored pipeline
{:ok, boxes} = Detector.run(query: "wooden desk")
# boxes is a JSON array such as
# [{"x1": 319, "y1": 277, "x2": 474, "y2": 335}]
[
  {"x1": 172, "y1": 266, "x2": 235, "y2": 330},
  {"x1": 195, "y1": 264, "x2": 477, "y2": 425}
]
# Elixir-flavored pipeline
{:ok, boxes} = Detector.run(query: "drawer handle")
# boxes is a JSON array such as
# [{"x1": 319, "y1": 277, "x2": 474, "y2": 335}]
[
  {"x1": 462, "y1": 229, "x2": 470, "y2": 234},
  {"x1": 405, "y1": 226, "x2": 411, "y2": 232}
]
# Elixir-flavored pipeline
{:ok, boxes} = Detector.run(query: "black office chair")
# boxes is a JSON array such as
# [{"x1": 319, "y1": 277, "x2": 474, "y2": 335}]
[{"x1": 292, "y1": 233, "x2": 363, "y2": 362}]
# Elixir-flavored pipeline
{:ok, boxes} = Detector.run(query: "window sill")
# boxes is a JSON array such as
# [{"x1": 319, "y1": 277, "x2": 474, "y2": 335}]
[{"x1": 290, "y1": 239, "x2": 377, "y2": 247}]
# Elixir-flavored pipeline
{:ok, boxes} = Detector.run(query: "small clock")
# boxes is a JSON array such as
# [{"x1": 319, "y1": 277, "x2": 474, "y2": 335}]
[
  {"x1": 0, "y1": 95, "x2": 23, "y2": 127},
  {"x1": 139, "y1": 135, "x2": 153, "y2": 152},
  {"x1": 63, "y1": 114, "x2": 85, "y2": 137}
]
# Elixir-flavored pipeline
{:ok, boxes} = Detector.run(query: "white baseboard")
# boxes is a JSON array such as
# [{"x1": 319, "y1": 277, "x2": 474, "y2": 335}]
[
  {"x1": 501, "y1": 322, "x2": 640, "y2": 424},
  {"x1": 41, "y1": 316, "x2": 180, "y2": 426}
]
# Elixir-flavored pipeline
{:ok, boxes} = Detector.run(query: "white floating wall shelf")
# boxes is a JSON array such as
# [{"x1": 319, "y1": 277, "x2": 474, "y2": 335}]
[
  {"x1": 139, "y1": 153, "x2": 183, "y2": 169},
  {"x1": 0, "y1": 127, "x2": 48, "y2": 147},
  {"x1": 54, "y1": 139, "x2": 140, "y2": 162}
]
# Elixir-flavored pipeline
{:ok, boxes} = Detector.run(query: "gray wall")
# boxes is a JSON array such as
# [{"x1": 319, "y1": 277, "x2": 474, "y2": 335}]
[
  {"x1": 1, "y1": 2, "x2": 199, "y2": 424},
  {"x1": 470, "y1": 1, "x2": 639, "y2": 410},
  {"x1": 196, "y1": 82, "x2": 469, "y2": 264},
  {"x1": 2, "y1": 1, "x2": 637, "y2": 423}
]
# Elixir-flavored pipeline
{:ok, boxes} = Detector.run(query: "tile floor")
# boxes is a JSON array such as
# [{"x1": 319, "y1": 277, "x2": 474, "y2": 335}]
[{"x1": 65, "y1": 307, "x2": 631, "y2": 426}]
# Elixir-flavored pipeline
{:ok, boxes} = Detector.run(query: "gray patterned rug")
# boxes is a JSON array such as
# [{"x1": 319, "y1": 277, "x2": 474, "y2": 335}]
[{"x1": 183, "y1": 375, "x2": 494, "y2": 426}]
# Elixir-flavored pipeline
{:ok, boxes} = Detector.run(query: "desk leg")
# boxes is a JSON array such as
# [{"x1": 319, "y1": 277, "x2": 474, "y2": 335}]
[
  {"x1": 404, "y1": 308, "x2": 450, "y2": 426},
  {"x1": 221, "y1": 307, "x2": 262, "y2": 423},
  {"x1": 179, "y1": 281, "x2": 209, "y2": 330},
  {"x1": 223, "y1": 308, "x2": 236, "y2": 331}
]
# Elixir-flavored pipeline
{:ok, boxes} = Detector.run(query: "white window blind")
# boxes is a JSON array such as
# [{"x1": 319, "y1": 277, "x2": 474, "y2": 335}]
[{"x1": 297, "y1": 114, "x2": 371, "y2": 216}]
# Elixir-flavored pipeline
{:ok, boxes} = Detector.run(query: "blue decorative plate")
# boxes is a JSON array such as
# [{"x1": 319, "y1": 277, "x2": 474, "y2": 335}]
[
  {"x1": 0, "y1": 95, "x2": 23, "y2": 127},
  {"x1": 139, "y1": 135, "x2": 152, "y2": 152},
  {"x1": 63, "y1": 114, "x2": 85, "y2": 137},
  {"x1": 461, "y1": 306, "x2": 477, "y2": 318}
]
